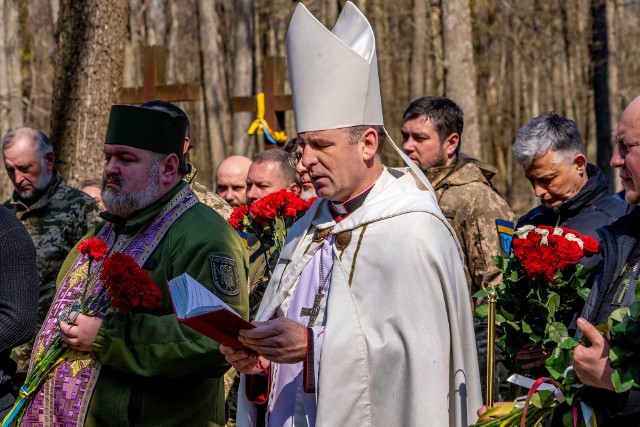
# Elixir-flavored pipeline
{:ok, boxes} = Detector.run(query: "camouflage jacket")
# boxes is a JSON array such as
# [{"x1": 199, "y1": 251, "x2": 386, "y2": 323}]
[
  {"x1": 184, "y1": 164, "x2": 232, "y2": 220},
  {"x1": 3, "y1": 170, "x2": 100, "y2": 323},
  {"x1": 426, "y1": 154, "x2": 514, "y2": 304}
]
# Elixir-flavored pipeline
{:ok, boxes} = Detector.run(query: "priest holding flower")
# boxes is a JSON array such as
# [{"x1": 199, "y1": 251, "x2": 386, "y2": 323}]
[{"x1": 14, "y1": 105, "x2": 248, "y2": 426}]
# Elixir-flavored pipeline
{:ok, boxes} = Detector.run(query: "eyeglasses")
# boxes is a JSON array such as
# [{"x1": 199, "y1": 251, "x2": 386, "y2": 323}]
[{"x1": 288, "y1": 151, "x2": 302, "y2": 168}]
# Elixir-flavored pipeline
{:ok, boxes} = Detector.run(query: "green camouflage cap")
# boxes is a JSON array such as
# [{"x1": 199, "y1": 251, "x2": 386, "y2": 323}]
[{"x1": 105, "y1": 105, "x2": 187, "y2": 155}]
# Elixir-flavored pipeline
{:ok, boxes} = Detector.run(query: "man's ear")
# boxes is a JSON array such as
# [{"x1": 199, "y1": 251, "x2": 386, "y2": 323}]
[
  {"x1": 183, "y1": 137, "x2": 190, "y2": 155},
  {"x1": 443, "y1": 133, "x2": 460, "y2": 157},
  {"x1": 44, "y1": 151, "x2": 55, "y2": 173},
  {"x1": 360, "y1": 127, "x2": 379, "y2": 162},
  {"x1": 160, "y1": 154, "x2": 180, "y2": 185},
  {"x1": 574, "y1": 153, "x2": 587, "y2": 173},
  {"x1": 287, "y1": 182, "x2": 301, "y2": 197}
]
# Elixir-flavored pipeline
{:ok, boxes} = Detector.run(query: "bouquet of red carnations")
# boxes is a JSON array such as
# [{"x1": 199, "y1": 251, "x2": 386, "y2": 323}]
[
  {"x1": 1, "y1": 238, "x2": 162, "y2": 427},
  {"x1": 229, "y1": 189, "x2": 315, "y2": 254}
]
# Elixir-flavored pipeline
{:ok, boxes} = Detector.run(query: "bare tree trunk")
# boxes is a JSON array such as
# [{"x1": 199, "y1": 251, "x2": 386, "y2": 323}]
[
  {"x1": 165, "y1": 1, "x2": 180, "y2": 82},
  {"x1": 232, "y1": 0, "x2": 254, "y2": 156},
  {"x1": 591, "y1": 0, "x2": 614, "y2": 189},
  {"x1": 410, "y1": 0, "x2": 426, "y2": 98},
  {"x1": 50, "y1": 0, "x2": 59, "y2": 24},
  {"x1": 6, "y1": 0, "x2": 23, "y2": 128},
  {"x1": 427, "y1": 0, "x2": 444, "y2": 95},
  {"x1": 24, "y1": 0, "x2": 57, "y2": 133},
  {"x1": 0, "y1": 0, "x2": 10, "y2": 202},
  {"x1": 143, "y1": 0, "x2": 165, "y2": 46},
  {"x1": 197, "y1": 0, "x2": 230, "y2": 173},
  {"x1": 0, "y1": 0, "x2": 9, "y2": 136},
  {"x1": 50, "y1": 0, "x2": 129, "y2": 186},
  {"x1": 123, "y1": 0, "x2": 145, "y2": 88},
  {"x1": 441, "y1": 0, "x2": 481, "y2": 159}
]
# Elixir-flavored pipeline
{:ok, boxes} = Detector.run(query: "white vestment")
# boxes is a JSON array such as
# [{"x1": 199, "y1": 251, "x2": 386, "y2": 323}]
[{"x1": 237, "y1": 167, "x2": 482, "y2": 427}]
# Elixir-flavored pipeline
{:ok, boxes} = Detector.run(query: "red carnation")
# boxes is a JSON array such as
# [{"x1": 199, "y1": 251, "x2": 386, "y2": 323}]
[
  {"x1": 100, "y1": 252, "x2": 162, "y2": 313},
  {"x1": 229, "y1": 205, "x2": 249, "y2": 231},
  {"x1": 78, "y1": 238, "x2": 109, "y2": 261}
]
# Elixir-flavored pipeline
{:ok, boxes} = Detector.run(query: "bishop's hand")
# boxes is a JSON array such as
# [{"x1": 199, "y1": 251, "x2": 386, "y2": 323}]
[{"x1": 238, "y1": 318, "x2": 308, "y2": 364}]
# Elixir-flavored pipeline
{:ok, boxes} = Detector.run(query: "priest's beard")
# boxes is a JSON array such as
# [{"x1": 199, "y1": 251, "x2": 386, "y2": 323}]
[
  {"x1": 17, "y1": 168, "x2": 53, "y2": 202},
  {"x1": 300, "y1": 187, "x2": 316, "y2": 201},
  {"x1": 102, "y1": 158, "x2": 161, "y2": 218}
]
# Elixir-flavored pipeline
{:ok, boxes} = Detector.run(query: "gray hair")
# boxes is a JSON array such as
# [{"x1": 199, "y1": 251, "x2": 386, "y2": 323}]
[
  {"x1": 513, "y1": 112, "x2": 585, "y2": 169},
  {"x1": 252, "y1": 149, "x2": 298, "y2": 187},
  {"x1": 1, "y1": 127, "x2": 53, "y2": 160}
]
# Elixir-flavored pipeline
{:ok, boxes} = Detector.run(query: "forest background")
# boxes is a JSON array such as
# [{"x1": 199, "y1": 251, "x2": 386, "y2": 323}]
[{"x1": 0, "y1": 0, "x2": 638, "y2": 214}]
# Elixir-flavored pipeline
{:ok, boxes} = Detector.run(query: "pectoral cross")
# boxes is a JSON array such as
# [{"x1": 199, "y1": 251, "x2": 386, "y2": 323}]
[{"x1": 300, "y1": 291, "x2": 325, "y2": 327}]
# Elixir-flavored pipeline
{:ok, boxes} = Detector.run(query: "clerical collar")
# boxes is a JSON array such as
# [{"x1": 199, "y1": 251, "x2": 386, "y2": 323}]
[{"x1": 330, "y1": 184, "x2": 375, "y2": 221}]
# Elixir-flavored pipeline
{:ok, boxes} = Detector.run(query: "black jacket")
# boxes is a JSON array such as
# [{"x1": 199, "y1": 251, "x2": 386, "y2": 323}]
[
  {"x1": 517, "y1": 164, "x2": 629, "y2": 268},
  {"x1": 577, "y1": 206, "x2": 640, "y2": 424}
]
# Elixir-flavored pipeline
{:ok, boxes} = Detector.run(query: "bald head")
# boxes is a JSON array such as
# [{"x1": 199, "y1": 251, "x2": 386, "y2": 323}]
[
  {"x1": 216, "y1": 155, "x2": 252, "y2": 207},
  {"x1": 612, "y1": 96, "x2": 640, "y2": 205}
]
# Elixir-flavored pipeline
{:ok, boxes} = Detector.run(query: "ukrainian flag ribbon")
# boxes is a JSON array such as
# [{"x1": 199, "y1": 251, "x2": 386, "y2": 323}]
[{"x1": 247, "y1": 92, "x2": 287, "y2": 144}]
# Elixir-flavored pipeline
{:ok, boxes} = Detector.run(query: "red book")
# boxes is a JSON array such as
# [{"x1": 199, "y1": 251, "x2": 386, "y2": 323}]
[{"x1": 168, "y1": 273, "x2": 254, "y2": 350}]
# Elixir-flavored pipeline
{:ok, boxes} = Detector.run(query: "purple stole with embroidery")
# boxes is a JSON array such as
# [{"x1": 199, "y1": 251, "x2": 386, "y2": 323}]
[{"x1": 20, "y1": 185, "x2": 198, "y2": 426}]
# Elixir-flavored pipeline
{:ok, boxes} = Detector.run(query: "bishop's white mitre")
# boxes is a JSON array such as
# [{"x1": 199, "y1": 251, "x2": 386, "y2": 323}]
[{"x1": 286, "y1": 1, "x2": 383, "y2": 132}]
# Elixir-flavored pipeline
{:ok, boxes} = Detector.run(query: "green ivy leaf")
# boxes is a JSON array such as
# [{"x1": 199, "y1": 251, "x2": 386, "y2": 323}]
[
  {"x1": 576, "y1": 286, "x2": 590, "y2": 301},
  {"x1": 609, "y1": 345, "x2": 634, "y2": 367},
  {"x1": 545, "y1": 346, "x2": 572, "y2": 380},
  {"x1": 609, "y1": 307, "x2": 630, "y2": 324},
  {"x1": 472, "y1": 288, "x2": 488, "y2": 298},
  {"x1": 509, "y1": 269, "x2": 519, "y2": 282},
  {"x1": 530, "y1": 390, "x2": 553, "y2": 408},
  {"x1": 546, "y1": 322, "x2": 568, "y2": 345},
  {"x1": 560, "y1": 337, "x2": 580, "y2": 350},
  {"x1": 546, "y1": 292, "x2": 560, "y2": 318},
  {"x1": 475, "y1": 304, "x2": 488, "y2": 319},
  {"x1": 612, "y1": 368, "x2": 636, "y2": 393}
]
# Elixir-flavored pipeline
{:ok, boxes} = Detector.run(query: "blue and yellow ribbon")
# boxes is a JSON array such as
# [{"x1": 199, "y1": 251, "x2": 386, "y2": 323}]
[
  {"x1": 247, "y1": 92, "x2": 287, "y2": 144},
  {"x1": 1, "y1": 385, "x2": 32, "y2": 427}
]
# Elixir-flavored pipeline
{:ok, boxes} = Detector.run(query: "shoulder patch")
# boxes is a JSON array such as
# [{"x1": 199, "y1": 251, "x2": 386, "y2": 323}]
[
  {"x1": 209, "y1": 253, "x2": 241, "y2": 296},
  {"x1": 495, "y1": 219, "x2": 514, "y2": 255}
]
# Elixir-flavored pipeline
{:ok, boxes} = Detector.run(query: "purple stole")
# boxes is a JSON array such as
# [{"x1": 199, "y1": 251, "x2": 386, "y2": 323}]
[
  {"x1": 266, "y1": 236, "x2": 335, "y2": 427},
  {"x1": 20, "y1": 185, "x2": 198, "y2": 426}
]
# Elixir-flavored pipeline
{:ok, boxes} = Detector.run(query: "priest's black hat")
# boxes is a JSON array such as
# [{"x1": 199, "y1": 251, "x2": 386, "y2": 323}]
[{"x1": 105, "y1": 105, "x2": 187, "y2": 156}]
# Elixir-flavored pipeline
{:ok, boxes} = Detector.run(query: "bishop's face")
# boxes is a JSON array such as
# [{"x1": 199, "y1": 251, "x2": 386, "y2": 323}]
[{"x1": 298, "y1": 127, "x2": 375, "y2": 203}]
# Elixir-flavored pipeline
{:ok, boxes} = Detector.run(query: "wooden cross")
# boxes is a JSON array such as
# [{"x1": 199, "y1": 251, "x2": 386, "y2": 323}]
[
  {"x1": 120, "y1": 45, "x2": 200, "y2": 104},
  {"x1": 231, "y1": 57, "x2": 293, "y2": 143}
]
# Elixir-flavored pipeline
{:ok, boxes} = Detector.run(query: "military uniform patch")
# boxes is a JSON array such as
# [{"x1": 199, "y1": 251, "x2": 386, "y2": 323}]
[
  {"x1": 210, "y1": 253, "x2": 241, "y2": 296},
  {"x1": 495, "y1": 219, "x2": 514, "y2": 255}
]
